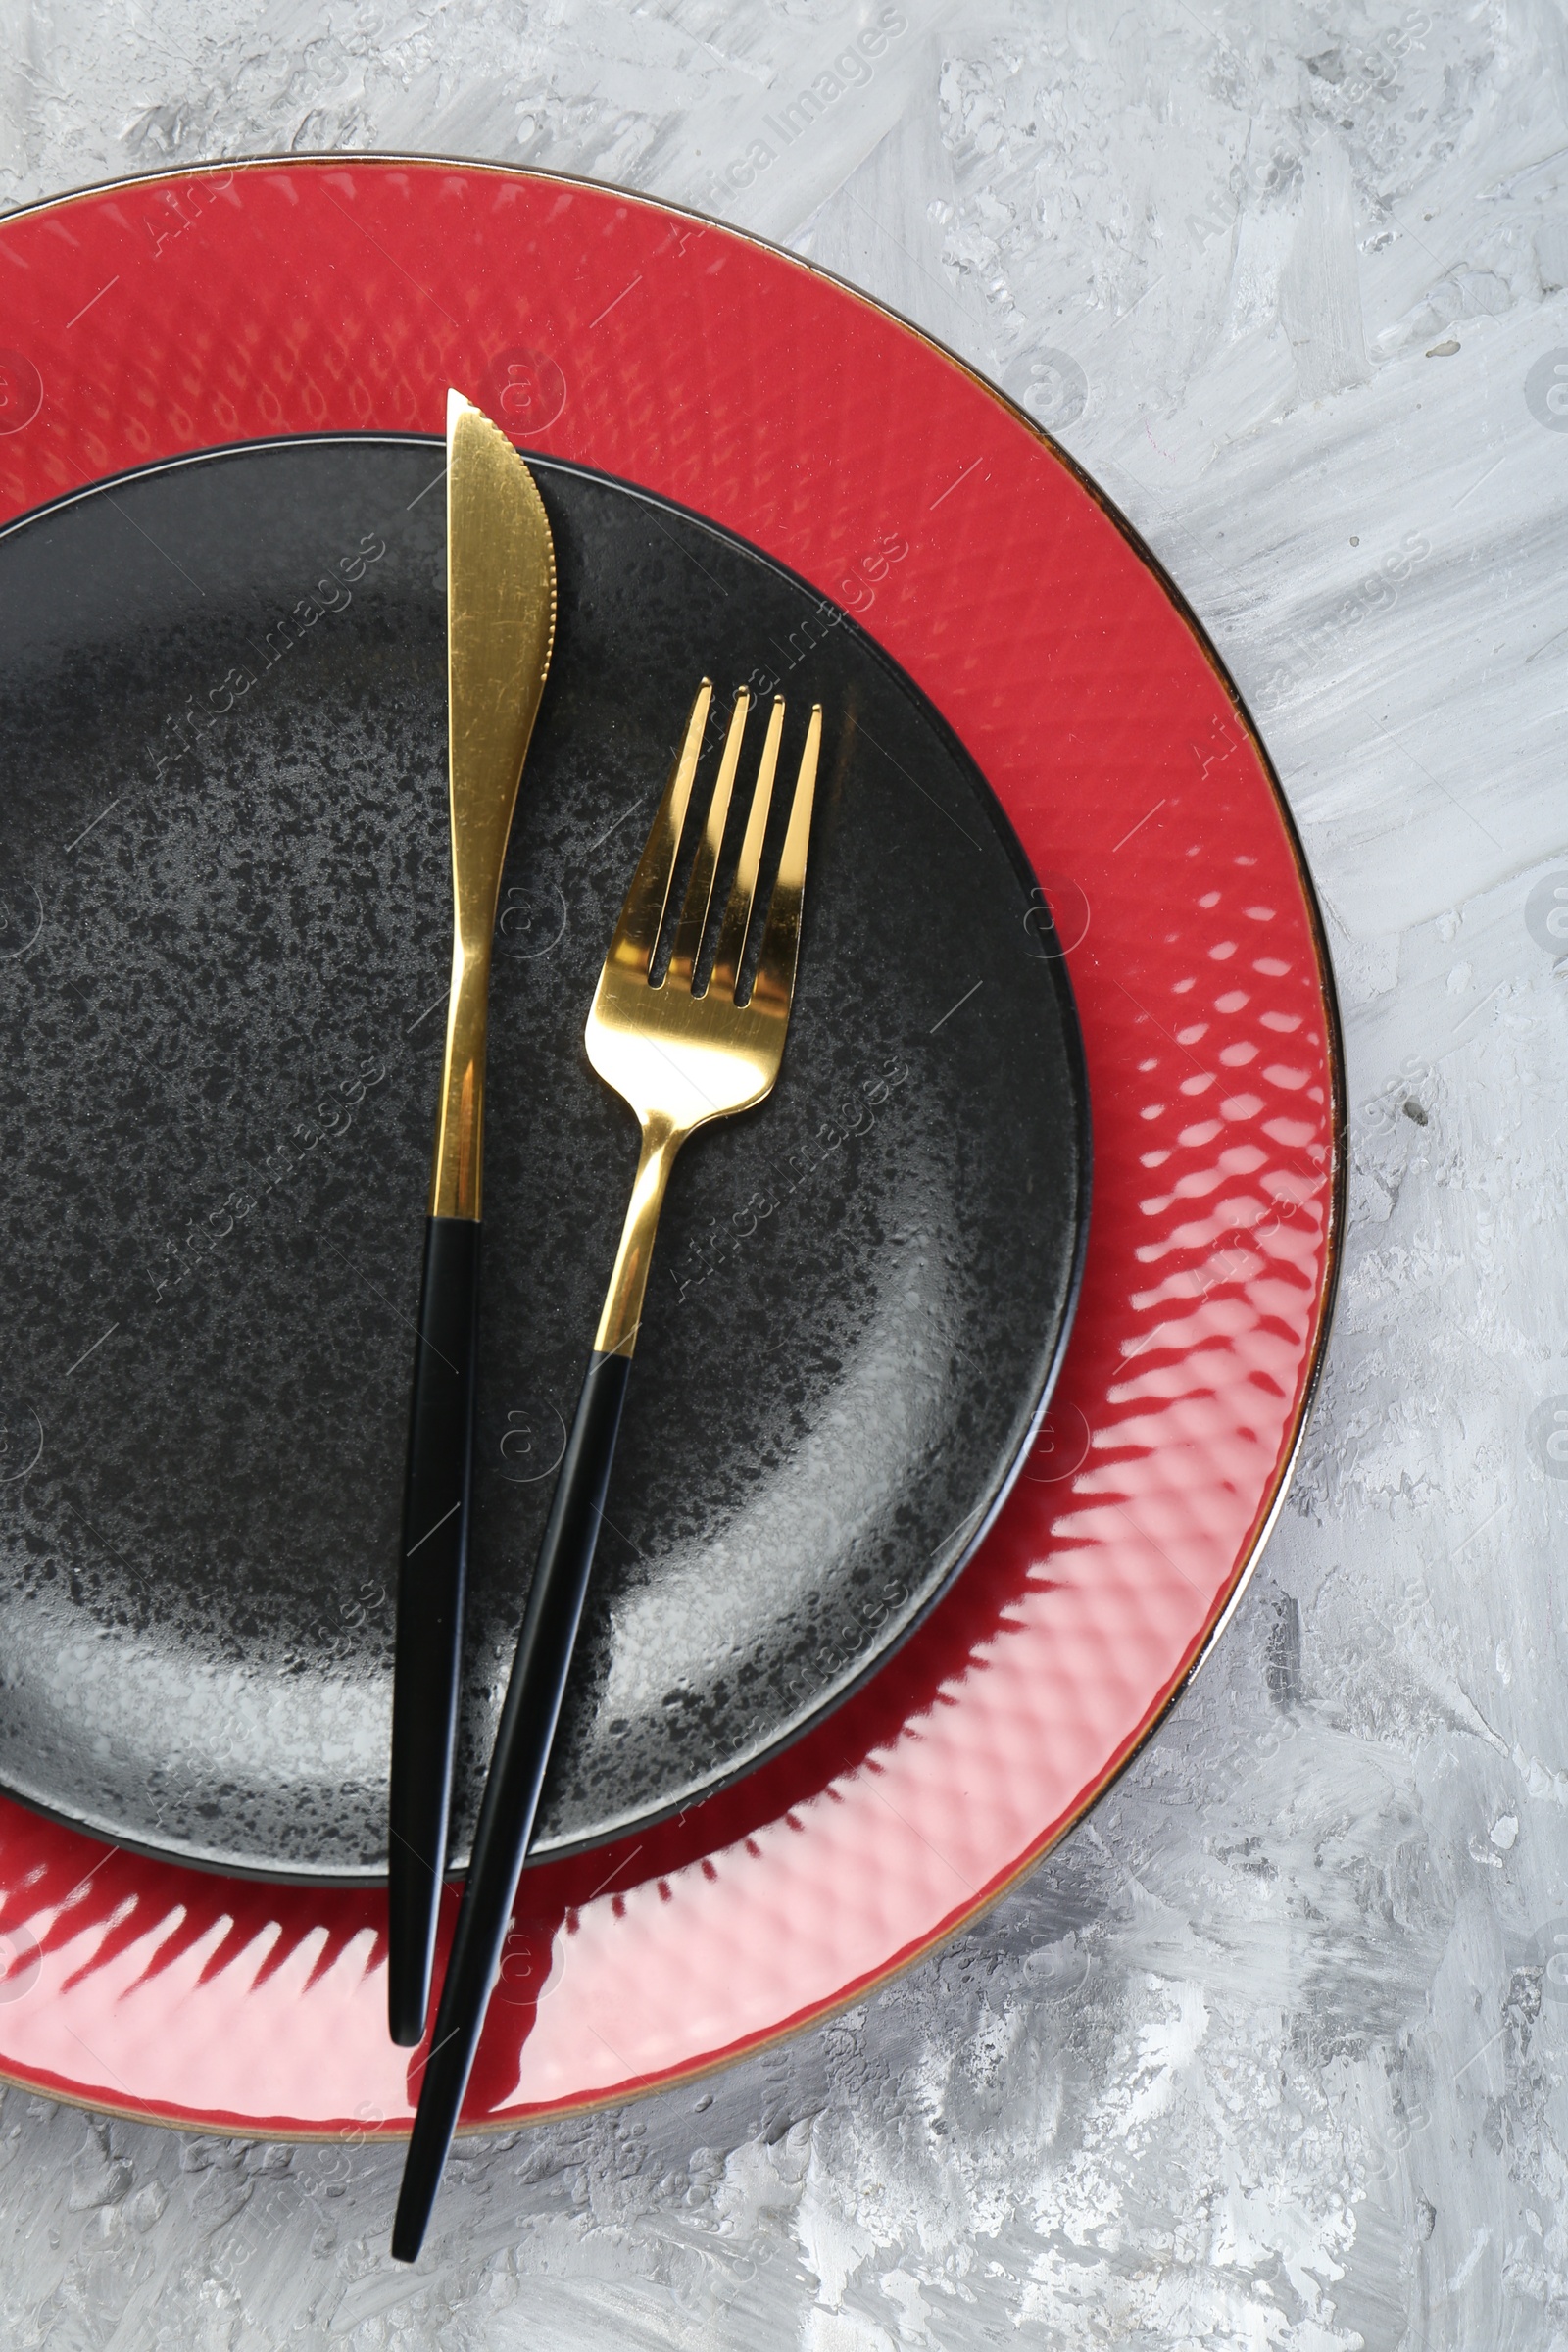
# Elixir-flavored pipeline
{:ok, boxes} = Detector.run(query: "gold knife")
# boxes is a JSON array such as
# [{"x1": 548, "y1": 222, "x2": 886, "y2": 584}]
[{"x1": 388, "y1": 389, "x2": 557, "y2": 2047}]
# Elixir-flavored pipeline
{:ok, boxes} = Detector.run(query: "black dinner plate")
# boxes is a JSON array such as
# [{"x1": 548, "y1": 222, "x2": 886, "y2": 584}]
[{"x1": 0, "y1": 437, "x2": 1088, "y2": 1880}]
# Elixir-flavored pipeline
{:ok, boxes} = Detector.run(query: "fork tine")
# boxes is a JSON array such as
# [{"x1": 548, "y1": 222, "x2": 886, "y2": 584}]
[
  {"x1": 666, "y1": 688, "x2": 749, "y2": 990},
  {"x1": 710, "y1": 695, "x2": 784, "y2": 1001},
  {"x1": 606, "y1": 680, "x2": 711, "y2": 978},
  {"x1": 749, "y1": 704, "x2": 822, "y2": 1013}
]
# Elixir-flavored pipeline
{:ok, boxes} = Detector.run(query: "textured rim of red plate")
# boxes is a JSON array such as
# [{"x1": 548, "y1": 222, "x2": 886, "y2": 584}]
[{"x1": 0, "y1": 158, "x2": 1345, "y2": 2139}]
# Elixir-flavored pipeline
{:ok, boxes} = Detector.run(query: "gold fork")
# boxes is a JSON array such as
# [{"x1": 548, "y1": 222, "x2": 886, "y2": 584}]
[
  {"x1": 588, "y1": 676, "x2": 820, "y2": 1356},
  {"x1": 393, "y1": 679, "x2": 823, "y2": 2261}
]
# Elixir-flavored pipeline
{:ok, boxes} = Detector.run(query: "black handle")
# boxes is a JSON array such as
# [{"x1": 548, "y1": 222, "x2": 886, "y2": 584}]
[
  {"x1": 387, "y1": 1215, "x2": 483, "y2": 2048},
  {"x1": 391, "y1": 1348, "x2": 632, "y2": 2260}
]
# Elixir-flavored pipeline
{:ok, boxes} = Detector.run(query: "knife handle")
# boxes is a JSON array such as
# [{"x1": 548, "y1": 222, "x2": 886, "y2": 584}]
[{"x1": 388, "y1": 1215, "x2": 483, "y2": 2047}]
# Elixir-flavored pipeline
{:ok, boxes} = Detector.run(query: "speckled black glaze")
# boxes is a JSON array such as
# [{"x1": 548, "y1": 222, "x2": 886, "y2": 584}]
[{"x1": 0, "y1": 438, "x2": 1087, "y2": 1880}]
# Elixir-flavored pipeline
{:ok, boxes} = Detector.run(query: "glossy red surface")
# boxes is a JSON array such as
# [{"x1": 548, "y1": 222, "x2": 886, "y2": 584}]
[{"x1": 0, "y1": 161, "x2": 1340, "y2": 2135}]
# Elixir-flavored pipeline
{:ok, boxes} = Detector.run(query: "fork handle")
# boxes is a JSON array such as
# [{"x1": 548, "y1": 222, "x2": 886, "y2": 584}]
[
  {"x1": 392, "y1": 1347, "x2": 631, "y2": 2260},
  {"x1": 388, "y1": 1214, "x2": 483, "y2": 2047}
]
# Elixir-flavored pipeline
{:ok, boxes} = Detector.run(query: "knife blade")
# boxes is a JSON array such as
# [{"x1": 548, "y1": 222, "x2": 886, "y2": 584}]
[{"x1": 388, "y1": 389, "x2": 557, "y2": 2048}]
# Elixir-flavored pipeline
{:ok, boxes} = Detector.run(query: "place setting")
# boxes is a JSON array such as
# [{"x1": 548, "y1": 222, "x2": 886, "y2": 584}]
[{"x1": 0, "y1": 160, "x2": 1341, "y2": 2255}]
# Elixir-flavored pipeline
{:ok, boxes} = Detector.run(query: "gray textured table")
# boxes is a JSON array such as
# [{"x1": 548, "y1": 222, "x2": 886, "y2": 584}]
[{"x1": 3, "y1": 5, "x2": 1566, "y2": 2345}]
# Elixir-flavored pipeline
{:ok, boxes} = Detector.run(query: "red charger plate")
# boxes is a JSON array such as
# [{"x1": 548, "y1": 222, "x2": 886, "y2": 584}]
[{"x1": 0, "y1": 159, "x2": 1342, "y2": 2136}]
